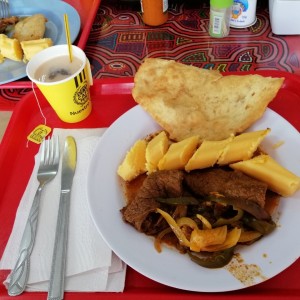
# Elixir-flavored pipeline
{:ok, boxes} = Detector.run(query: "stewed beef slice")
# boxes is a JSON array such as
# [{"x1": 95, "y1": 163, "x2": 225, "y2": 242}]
[
  {"x1": 121, "y1": 170, "x2": 184, "y2": 234},
  {"x1": 184, "y1": 168, "x2": 271, "y2": 220}
]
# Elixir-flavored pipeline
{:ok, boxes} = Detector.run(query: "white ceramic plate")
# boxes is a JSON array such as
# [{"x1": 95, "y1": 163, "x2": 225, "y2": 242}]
[
  {"x1": 0, "y1": 0, "x2": 80, "y2": 85},
  {"x1": 87, "y1": 106, "x2": 300, "y2": 292}
]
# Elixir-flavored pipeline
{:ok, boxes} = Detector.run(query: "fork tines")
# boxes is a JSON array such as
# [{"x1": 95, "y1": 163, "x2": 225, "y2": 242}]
[
  {"x1": 0, "y1": 0, "x2": 10, "y2": 19},
  {"x1": 41, "y1": 136, "x2": 60, "y2": 166}
]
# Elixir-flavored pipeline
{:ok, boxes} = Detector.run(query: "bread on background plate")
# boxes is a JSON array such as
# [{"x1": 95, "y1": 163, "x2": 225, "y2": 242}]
[
  {"x1": 13, "y1": 14, "x2": 48, "y2": 42},
  {"x1": 132, "y1": 58, "x2": 284, "y2": 141}
]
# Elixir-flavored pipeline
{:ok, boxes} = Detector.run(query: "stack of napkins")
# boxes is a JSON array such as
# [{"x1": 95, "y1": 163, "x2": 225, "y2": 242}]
[{"x1": 0, "y1": 128, "x2": 126, "y2": 292}]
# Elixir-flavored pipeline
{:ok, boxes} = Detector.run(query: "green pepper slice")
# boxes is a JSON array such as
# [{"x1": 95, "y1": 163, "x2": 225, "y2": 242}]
[
  {"x1": 187, "y1": 247, "x2": 235, "y2": 268},
  {"x1": 243, "y1": 215, "x2": 276, "y2": 235},
  {"x1": 213, "y1": 208, "x2": 244, "y2": 227}
]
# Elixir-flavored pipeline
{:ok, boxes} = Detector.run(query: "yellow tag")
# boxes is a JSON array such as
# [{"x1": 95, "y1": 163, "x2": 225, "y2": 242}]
[{"x1": 27, "y1": 125, "x2": 52, "y2": 144}]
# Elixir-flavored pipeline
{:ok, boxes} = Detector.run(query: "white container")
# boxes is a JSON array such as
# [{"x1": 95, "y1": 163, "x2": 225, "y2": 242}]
[
  {"x1": 269, "y1": 0, "x2": 300, "y2": 35},
  {"x1": 230, "y1": 0, "x2": 257, "y2": 28}
]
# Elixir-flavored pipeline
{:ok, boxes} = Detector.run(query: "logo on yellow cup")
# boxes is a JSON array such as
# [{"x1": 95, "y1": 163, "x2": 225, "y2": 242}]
[{"x1": 73, "y1": 68, "x2": 89, "y2": 106}]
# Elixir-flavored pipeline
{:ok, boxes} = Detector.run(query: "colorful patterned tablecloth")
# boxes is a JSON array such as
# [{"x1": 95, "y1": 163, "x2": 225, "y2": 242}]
[
  {"x1": 1, "y1": 0, "x2": 300, "y2": 108},
  {"x1": 86, "y1": 0, "x2": 300, "y2": 77}
]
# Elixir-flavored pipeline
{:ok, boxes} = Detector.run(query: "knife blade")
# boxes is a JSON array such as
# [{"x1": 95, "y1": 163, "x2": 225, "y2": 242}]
[{"x1": 47, "y1": 136, "x2": 77, "y2": 300}]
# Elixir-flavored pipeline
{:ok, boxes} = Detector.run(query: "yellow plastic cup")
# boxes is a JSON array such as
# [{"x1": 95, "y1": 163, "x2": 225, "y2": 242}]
[{"x1": 26, "y1": 45, "x2": 93, "y2": 123}]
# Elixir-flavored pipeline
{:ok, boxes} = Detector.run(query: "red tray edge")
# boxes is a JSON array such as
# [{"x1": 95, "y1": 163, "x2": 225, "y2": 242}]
[{"x1": 1, "y1": 74, "x2": 300, "y2": 299}]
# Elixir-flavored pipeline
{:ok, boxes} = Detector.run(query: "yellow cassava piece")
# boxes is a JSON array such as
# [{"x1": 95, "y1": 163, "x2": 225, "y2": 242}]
[
  {"x1": 230, "y1": 154, "x2": 300, "y2": 196},
  {"x1": 0, "y1": 34, "x2": 23, "y2": 61},
  {"x1": 158, "y1": 135, "x2": 199, "y2": 170},
  {"x1": 117, "y1": 139, "x2": 147, "y2": 181},
  {"x1": 185, "y1": 135, "x2": 234, "y2": 171},
  {"x1": 218, "y1": 129, "x2": 270, "y2": 165},
  {"x1": 146, "y1": 131, "x2": 170, "y2": 173},
  {"x1": 21, "y1": 38, "x2": 53, "y2": 62},
  {"x1": 0, "y1": 52, "x2": 4, "y2": 63}
]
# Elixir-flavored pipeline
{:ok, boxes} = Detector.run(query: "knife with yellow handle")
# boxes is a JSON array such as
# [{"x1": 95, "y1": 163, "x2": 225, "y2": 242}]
[{"x1": 48, "y1": 136, "x2": 77, "y2": 300}]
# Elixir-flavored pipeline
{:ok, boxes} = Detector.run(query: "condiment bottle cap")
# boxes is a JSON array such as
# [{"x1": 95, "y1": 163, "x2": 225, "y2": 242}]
[{"x1": 210, "y1": 0, "x2": 233, "y2": 8}]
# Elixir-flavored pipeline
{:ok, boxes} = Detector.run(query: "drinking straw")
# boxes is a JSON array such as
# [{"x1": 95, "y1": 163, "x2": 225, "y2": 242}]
[{"x1": 64, "y1": 14, "x2": 73, "y2": 62}]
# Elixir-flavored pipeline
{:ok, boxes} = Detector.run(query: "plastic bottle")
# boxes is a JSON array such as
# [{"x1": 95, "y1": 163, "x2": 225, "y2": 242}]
[
  {"x1": 230, "y1": 0, "x2": 257, "y2": 28},
  {"x1": 140, "y1": 0, "x2": 168, "y2": 26},
  {"x1": 209, "y1": 0, "x2": 233, "y2": 38}
]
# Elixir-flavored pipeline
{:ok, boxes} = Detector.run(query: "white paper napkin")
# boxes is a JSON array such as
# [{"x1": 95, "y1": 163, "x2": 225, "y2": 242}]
[{"x1": 0, "y1": 128, "x2": 126, "y2": 292}]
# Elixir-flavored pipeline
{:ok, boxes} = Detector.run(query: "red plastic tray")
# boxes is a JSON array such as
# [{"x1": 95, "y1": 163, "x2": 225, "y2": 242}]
[
  {"x1": 0, "y1": 0, "x2": 100, "y2": 90},
  {"x1": 0, "y1": 74, "x2": 300, "y2": 299}
]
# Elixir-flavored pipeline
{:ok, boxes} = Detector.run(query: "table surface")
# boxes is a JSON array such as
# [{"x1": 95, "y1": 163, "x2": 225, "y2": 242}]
[{"x1": 86, "y1": 0, "x2": 300, "y2": 76}]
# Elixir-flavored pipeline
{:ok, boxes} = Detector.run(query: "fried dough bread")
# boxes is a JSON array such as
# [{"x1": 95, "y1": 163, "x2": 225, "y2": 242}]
[
  {"x1": 13, "y1": 14, "x2": 47, "y2": 42},
  {"x1": 132, "y1": 58, "x2": 284, "y2": 141}
]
